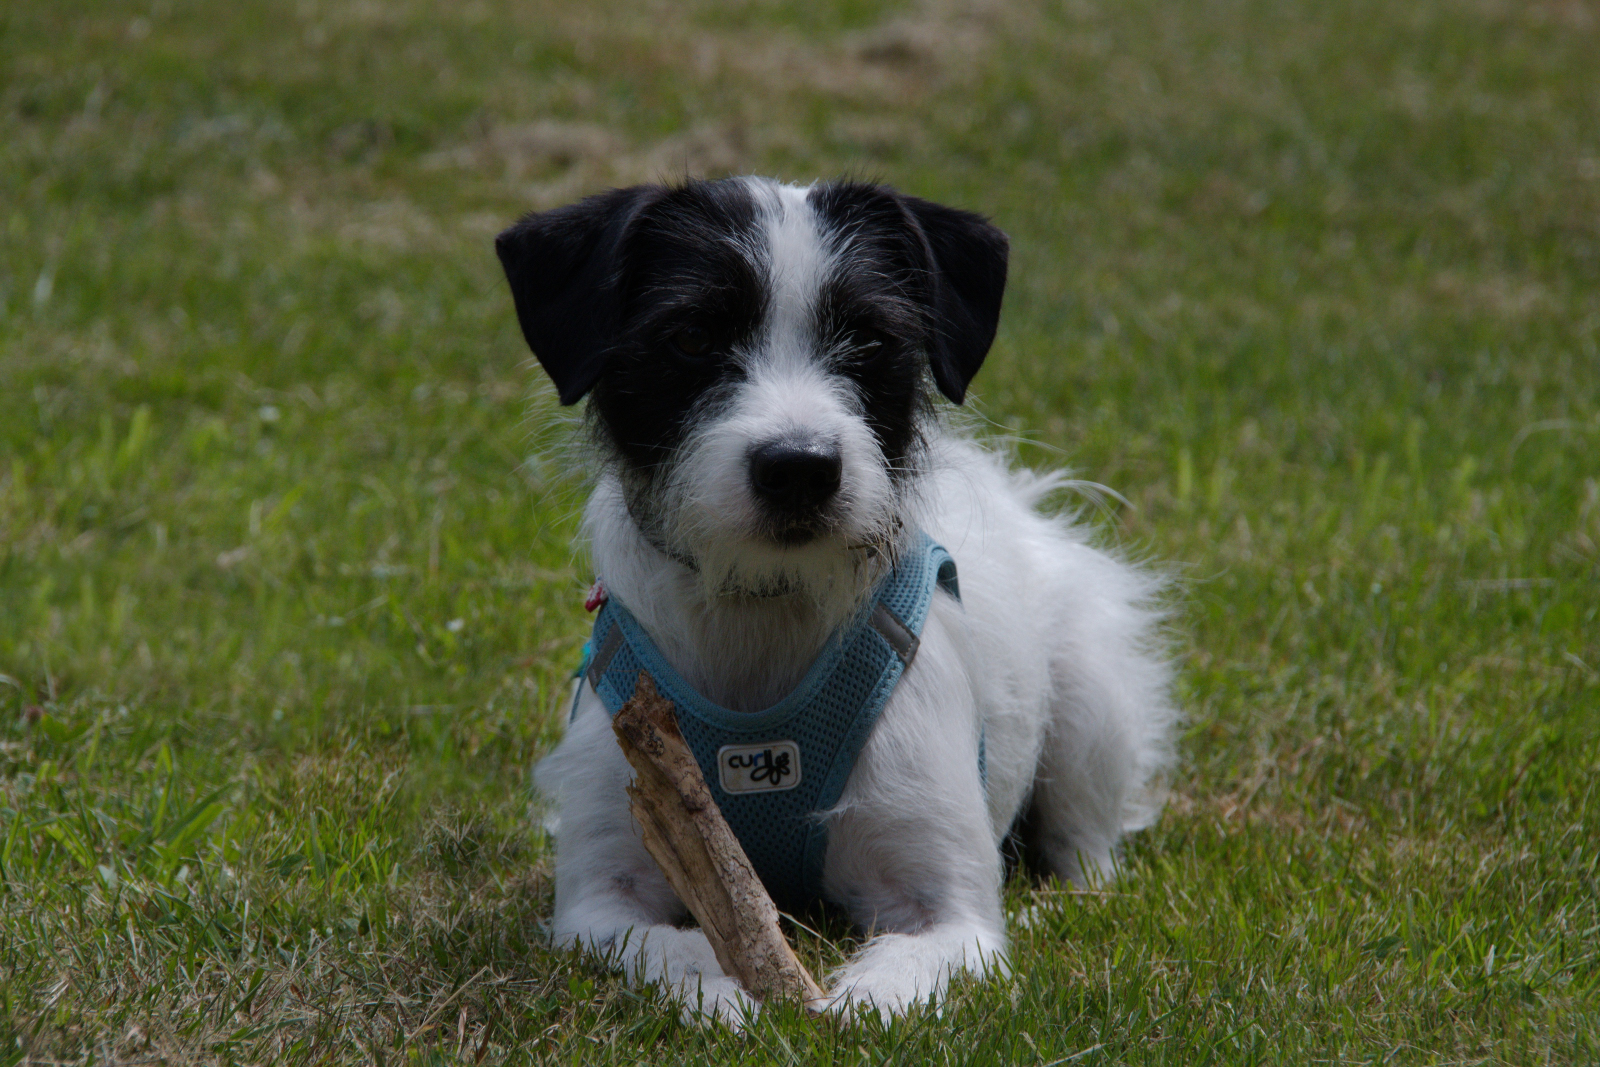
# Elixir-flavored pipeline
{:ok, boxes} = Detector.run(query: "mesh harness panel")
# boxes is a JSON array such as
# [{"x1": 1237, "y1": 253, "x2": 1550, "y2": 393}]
[{"x1": 580, "y1": 531, "x2": 963, "y2": 912}]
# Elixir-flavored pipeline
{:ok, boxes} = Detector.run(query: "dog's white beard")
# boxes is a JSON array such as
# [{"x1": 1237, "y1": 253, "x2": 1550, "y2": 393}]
[
  {"x1": 648, "y1": 478, "x2": 903, "y2": 618},
  {"x1": 692, "y1": 535, "x2": 879, "y2": 606},
  {"x1": 643, "y1": 394, "x2": 908, "y2": 620}
]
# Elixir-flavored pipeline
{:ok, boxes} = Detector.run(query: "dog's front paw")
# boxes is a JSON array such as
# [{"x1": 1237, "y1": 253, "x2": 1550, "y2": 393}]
[
  {"x1": 822, "y1": 934, "x2": 941, "y2": 1022},
  {"x1": 822, "y1": 928, "x2": 1007, "y2": 1022},
  {"x1": 677, "y1": 972, "x2": 759, "y2": 1030}
]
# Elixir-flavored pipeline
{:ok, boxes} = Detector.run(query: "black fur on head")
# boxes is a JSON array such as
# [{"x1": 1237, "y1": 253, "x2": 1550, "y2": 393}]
[
  {"x1": 495, "y1": 178, "x2": 1009, "y2": 464},
  {"x1": 806, "y1": 179, "x2": 1009, "y2": 423}
]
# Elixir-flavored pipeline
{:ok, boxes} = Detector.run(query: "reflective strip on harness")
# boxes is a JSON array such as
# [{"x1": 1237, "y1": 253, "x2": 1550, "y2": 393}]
[{"x1": 867, "y1": 603, "x2": 919, "y2": 665}]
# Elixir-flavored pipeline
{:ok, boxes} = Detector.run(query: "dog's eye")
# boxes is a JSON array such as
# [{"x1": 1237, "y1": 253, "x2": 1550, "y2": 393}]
[
  {"x1": 671, "y1": 324, "x2": 714, "y2": 359},
  {"x1": 851, "y1": 328, "x2": 890, "y2": 356}
]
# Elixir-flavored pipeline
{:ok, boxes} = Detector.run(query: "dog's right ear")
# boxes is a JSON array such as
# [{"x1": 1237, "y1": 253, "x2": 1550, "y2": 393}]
[{"x1": 495, "y1": 185, "x2": 664, "y2": 405}]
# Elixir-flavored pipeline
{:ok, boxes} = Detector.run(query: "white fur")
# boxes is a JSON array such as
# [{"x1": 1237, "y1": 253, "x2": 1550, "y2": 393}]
[{"x1": 533, "y1": 179, "x2": 1176, "y2": 1025}]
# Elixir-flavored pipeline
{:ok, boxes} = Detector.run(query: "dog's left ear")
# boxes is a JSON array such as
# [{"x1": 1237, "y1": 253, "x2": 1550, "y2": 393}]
[
  {"x1": 903, "y1": 196, "x2": 1009, "y2": 405},
  {"x1": 495, "y1": 185, "x2": 665, "y2": 405}
]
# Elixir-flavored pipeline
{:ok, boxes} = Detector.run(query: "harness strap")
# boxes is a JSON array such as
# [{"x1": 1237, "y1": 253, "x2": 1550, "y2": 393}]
[{"x1": 576, "y1": 531, "x2": 969, "y2": 911}]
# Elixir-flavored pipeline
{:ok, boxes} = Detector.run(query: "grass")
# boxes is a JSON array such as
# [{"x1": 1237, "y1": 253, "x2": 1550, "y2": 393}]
[{"x1": 1, "y1": 0, "x2": 1597, "y2": 1061}]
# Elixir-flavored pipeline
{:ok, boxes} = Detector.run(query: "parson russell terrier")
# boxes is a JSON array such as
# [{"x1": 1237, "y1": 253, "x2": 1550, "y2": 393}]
[{"x1": 496, "y1": 177, "x2": 1177, "y2": 1023}]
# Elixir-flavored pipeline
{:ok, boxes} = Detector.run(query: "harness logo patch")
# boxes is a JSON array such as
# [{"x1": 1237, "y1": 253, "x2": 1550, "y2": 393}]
[{"x1": 716, "y1": 741, "x2": 802, "y2": 794}]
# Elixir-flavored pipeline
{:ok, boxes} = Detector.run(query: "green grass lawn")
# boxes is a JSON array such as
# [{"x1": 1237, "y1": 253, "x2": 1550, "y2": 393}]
[{"x1": 2, "y1": 0, "x2": 1597, "y2": 1062}]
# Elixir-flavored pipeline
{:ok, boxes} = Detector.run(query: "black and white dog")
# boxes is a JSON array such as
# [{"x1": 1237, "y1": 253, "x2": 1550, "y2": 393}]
[{"x1": 497, "y1": 177, "x2": 1175, "y2": 1022}]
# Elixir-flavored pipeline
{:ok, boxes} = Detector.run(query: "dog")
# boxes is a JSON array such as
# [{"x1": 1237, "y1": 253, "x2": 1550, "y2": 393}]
[{"x1": 496, "y1": 176, "x2": 1176, "y2": 1023}]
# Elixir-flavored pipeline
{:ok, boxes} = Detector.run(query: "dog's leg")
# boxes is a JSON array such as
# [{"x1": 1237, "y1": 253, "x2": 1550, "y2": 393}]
[
  {"x1": 1027, "y1": 703, "x2": 1125, "y2": 887},
  {"x1": 820, "y1": 806, "x2": 1009, "y2": 1019},
  {"x1": 816, "y1": 653, "x2": 1009, "y2": 1020},
  {"x1": 1029, "y1": 588, "x2": 1175, "y2": 887},
  {"x1": 537, "y1": 690, "x2": 758, "y2": 1026},
  {"x1": 823, "y1": 919, "x2": 1009, "y2": 1020}
]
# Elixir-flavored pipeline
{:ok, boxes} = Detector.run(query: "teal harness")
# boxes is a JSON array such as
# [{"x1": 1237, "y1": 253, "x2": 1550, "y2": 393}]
[{"x1": 577, "y1": 532, "x2": 965, "y2": 912}]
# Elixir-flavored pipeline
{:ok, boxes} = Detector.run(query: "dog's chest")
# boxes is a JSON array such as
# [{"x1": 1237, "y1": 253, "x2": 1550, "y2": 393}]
[{"x1": 582, "y1": 534, "x2": 962, "y2": 910}]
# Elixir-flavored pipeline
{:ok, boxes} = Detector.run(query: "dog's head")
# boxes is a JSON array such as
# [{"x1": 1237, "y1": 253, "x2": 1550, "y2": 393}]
[{"x1": 497, "y1": 177, "x2": 1007, "y2": 601}]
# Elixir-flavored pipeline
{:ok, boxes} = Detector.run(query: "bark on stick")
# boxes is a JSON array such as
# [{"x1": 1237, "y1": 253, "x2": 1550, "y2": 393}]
[{"x1": 611, "y1": 671, "x2": 825, "y2": 1006}]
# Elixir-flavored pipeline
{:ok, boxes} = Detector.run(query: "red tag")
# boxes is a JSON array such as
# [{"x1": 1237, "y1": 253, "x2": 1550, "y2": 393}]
[{"x1": 584, "y1": 581, "x2": 607, "y2": 612}]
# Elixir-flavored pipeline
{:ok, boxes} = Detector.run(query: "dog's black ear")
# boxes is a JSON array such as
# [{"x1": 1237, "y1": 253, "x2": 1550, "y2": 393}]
[
  {"x1": 495, "y1": 185, "x2": 665, "y2": 405},
  {"x1": 902, "y1": 196, "x2": 1009, "y2": 405}
]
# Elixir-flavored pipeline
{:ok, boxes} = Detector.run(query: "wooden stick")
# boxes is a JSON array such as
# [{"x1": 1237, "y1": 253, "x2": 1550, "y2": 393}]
[{"x1": 611, "y1": 671, "x2": 825, "y2": 1006}]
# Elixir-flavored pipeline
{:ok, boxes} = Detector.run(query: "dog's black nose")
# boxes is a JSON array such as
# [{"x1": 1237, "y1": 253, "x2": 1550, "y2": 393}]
[{"x1": 748, "y1": 440, "x2": 843, "y2": 513}]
